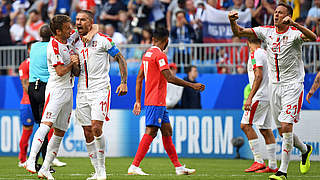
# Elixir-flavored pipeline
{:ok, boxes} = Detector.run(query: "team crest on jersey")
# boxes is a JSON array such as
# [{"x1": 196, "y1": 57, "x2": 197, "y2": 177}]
[
  {"x1": 92, "y1": 41, "x2": 97, "y2": 47},
  {"x1": 158, "y1": 118, "x2": 162, "y2": 124},
  {"x1": 46, "y1": 112, "x2": 52, "y2": 119}
]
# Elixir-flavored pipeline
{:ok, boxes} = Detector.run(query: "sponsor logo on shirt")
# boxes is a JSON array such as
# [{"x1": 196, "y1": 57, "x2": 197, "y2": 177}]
[
  {"x1": 92, "y1": 41, "x2": 97, "y2": 47},
  {"x1": 159, "y1": 59, "x2": 166, "y2": 67}
]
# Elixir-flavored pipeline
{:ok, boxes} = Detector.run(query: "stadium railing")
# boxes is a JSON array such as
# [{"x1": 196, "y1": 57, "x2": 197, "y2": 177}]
[{"x1": 1, "y1": 42, "x2": 320, "y2": 74}]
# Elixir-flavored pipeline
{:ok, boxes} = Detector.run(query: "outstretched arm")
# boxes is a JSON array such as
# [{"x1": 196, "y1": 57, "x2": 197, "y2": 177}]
[
  {"x1": 306, "y1": 72, "x2": 320, "y2": 103},
  {"x1": 133, "y1": 67, "x2": 144, "y2": 115},
  {"x1": 114, "y1": 52, "x2": 128, "y2": 96},
  {"x1": 228, "y1": 11, "x2": 256, "y2": 37},
  {"x1": 244, "y1": 67, "x2": 263, "y2": 111},
  {"x1": 161, "y1": 69, "x2": 205, "y2": 91}
]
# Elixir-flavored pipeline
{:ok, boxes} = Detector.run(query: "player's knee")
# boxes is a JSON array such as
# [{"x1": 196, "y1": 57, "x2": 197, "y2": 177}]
[
  {"x1": 23, "y1": 125, "x2": 33, "y2": 130},
  {"x1": 145, "y1": 127, "x2": 158, "y2": 138},
  {"x1": 281, "y1": 123, "x2": 293, "y2": 133},
  {"x1": 83, "y1": 126, "x2": 94, "y2": 142},
  {"x1": 92, "y1": 125, "x2": 103, "y2": 137}
]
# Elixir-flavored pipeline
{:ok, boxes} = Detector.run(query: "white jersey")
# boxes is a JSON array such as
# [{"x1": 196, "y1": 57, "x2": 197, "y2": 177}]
[
  {"x1": 251, "y1": 26, "x2": 305, "y2": 84},
  {"x1": 47, "y1": 36, "x2": 75, "y2": 89},
  {"x1": 73, "y1": 32, "x2": 120, "y2": 92},
  {"x1": 247, "y1": 48, "x2": 269, "y2": 101}
]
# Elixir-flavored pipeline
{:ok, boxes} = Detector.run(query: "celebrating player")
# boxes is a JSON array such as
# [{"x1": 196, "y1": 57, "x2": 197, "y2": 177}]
[
  {"x1": 128, "y1": 27, "x2": 205, "y2": 175},
  {"x1": 74, "y1": 10, "x2": 128, "y2": 180},
  {"x1": 228, "y1": 3, "x2": 315, "y2": 180},
  {"x1": 241, "y1": 38, "x2": 278, "y2": 173}
]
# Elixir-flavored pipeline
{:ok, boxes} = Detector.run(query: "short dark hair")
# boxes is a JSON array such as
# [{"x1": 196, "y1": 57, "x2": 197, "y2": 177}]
[
  {"x1": 29, "y1": 9, "x2": 39, "y2": 15},
  {"x1": 78, "y1": 10, "x2": 94, "y2": 21},
  {"x1": 185, "y1": 65, "x2": 197, "y2": 74},
  {"x1": 50, "y1": 15, "x2": 71, "y2": 35},
  {"x1": 152, "y1": 27, "x2": 169, "y2": 42},
  {"x1": 27, "y1": 40, "x2": 38, "y2": 50},
  {"x1": 40, "y1": 24, "x2": 53, "y2": 40},
  {"x1": 277, "y1": 2, "x2": 293, "y2": 17},
  {"x1": 248, "y1": 37, "x2": 261, "y2": 44}
]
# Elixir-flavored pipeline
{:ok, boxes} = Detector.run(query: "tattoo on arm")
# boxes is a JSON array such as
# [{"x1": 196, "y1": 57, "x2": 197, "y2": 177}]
[
  {"x1": 114, "y1": 52, "x2": 128, "y2": 84},
  {"x1": 311, "y1": 73, "x2": 320, "y2": 93}
]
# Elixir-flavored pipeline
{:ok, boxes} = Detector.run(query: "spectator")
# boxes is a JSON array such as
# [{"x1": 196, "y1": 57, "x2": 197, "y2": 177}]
[
  {"x1": 166, "y1": 63, "x2": 183, "y2": 109},
  {"x1": 104, "y1": 24, "x2": 127, "y2": 45},
  {"x1": 100, "y1": 0, "x2": 126, "y2": 30},
  {"x1": 0, "y1": 7, "x2": 12, "y2": 46},
  {"x1": 244, "y1": 0, "x2": 263, "y2": 27},
  {"x1": 10, "y1": 12, "x2": 26, "y2": 44},
  {"x1": 227, "y1": 0, "x2": 245, "y2": 11},
  {"x1": 171, "y1": 10, "x2": 195, "y2": 66},
  {"x1": 306, "y1": 0, "x2": 320, "y2": 31},
  {"x1": 186, "y1": 0, "x2": 202, "y2": 42},
  {"x1": 226, "y1": 36, "x2": 249, "y2": 73},
  {"x1": 70, "y1": 0, "x2": 96, "y2": 22},
  {"x1": 181, "y1": 65, "x2": 201, "y2": 109},
  {"x1": 23, "y1": 10, "x2": 44, "y2": 44},
  {"x1": 217, "y1": 47, "x2": 230, "y2": 74},
  {"x1": 166, "y1": 0, "x2": 186, "y2": 31},
  {"x1": 282, "y1": 0, "x2": 304, "y2": 21},
  {"x1": 117, "y1": 10, "x2": 132, "y2": 42}
]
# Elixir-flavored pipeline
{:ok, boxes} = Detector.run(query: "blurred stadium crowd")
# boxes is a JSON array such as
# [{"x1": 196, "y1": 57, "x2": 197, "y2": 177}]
[{"x1": 0, "y1": 0, "x2": 319, "y2": 75}]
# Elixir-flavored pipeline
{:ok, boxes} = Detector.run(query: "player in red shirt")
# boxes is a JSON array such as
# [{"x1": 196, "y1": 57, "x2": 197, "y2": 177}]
[
  {"x1": 18, "y1": 41, "x2": 37, "y2": 167},
  {"x1": 128, "y1": 27, "x2": 205, "y2": 175}
]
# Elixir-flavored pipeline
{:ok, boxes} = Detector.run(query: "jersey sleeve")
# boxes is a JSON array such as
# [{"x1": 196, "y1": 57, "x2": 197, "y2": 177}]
[
  {"x1": 292, "y1": 28, "x2": 304, "y2": 44},
  {"x1": 51, "y1": 40, "x2": 65, "y2": 67},
  {"x1": 156, "y1": 53, "x2": 169, "y2": 71},
  {"x1": 99, "y1": 33, "x2": 120, "y2": 57},
  {"x1": 251, "y1": 26, "x2": 267, "y2": 41},
  {"x1": 18, "y1": 61, "x2": 28, "y2": 80},
  {"x1": 253, "y1": 50, "x2": 265, "y2": 69}
]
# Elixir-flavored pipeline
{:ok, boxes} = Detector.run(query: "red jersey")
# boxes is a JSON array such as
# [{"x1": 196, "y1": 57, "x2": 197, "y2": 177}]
[
  {"x1": 18, "y1": 58, "x2": 30, "y2": 104},
  {"x1": 141, "y1": 46, "x2": 169, "y2": 106}
]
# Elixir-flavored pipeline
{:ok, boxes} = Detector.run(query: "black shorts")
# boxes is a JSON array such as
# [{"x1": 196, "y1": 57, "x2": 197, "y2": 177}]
[{"x1": 28, "y1": 80, "x2": 47, "y2": 124}]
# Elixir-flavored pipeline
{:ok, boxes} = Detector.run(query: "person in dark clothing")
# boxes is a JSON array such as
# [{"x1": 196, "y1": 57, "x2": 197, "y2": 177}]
[{"x1": 181, "y1": 65, "x2": 201, "y2": 109}]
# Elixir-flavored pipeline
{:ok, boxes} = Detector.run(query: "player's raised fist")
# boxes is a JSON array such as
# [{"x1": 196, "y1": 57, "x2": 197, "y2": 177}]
[
  {"x1": 228, "y1": 11, "x2": 239, "y2": 21},
  {"x1": 192, "y1": 83, "x2": 205, "y2": 91},
  {"x1": 282, "y1": 16, "x2": 294, "y2": 25},
  {"x1": 133, "y1": 102, "x2": 141, "y2": 115}
]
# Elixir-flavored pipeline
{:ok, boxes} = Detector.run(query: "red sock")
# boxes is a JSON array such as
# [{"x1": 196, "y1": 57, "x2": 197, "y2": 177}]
[
  {"x1": 162, "y1": 136, "x2": 182, "y2": 167},
  {"x1": 132, "y1": 134, "x2": 153, "y2": 167},
  {"x1": 19, "y1": 128, "x2": 33, "y2": 162},
  {"x1": 48, "y1": 128, "x2": 54, "y2": 141}
]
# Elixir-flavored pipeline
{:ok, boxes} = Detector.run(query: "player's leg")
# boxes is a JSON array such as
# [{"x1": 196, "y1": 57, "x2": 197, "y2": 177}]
[
  {"x1": 240, "y1": 101, "x2": 265, "y2": 172},
  {"x1": 19, "y1": 104, "x2": 34, "y2": 167},
  {"x1": 128, "y1": 106, "x2": 161, "y2": 175}
]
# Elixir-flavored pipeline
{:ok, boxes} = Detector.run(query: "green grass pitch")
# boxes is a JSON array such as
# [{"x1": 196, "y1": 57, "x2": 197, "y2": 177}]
[{"x1": 1, "y1": 157, "x2": 320, "y2": 179}]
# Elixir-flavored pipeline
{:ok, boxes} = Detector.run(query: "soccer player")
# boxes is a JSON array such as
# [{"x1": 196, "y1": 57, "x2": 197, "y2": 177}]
[
  {"x1": 228, "y1": 3, "x2": 315, "y2": 179},
  {"x1": 241, "y1": 38, "x2": 278, "y2": 173},
  {"x1": 128, "y1": 27, "x2": 205, "y2": 175},
  {"x1": 306, "y1": 72, "x2": 320, "y2": 104},
  {"x1": 18, "y1": 41, "x2": 37, "y2": 167},
  {"x1": 25, "y1": 15, "x2": 82, "y2": 179},
  {"x1": 73, "y1": 10, "x2": 128, "y2": 180}
]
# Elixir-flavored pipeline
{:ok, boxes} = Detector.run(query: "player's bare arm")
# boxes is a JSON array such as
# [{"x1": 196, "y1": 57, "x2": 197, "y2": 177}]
[
  {"x1": 55, "y1": 61, "x2": 75, "y2": 76},
  {"x1": 71, "y1": 54, "x2": 80, "y2": 77},
  {"x1": 20, "y1": 78, "x2": 29, "y2": 93},
  {"x1": 133, "y1": 67, "x2": 144, "y2": 115},
  {"x1": 306, "y1": 72, "x2": 320, "y2": 103},
  {"x1": 114, "y1": 52, "x2": 128, "y2": 96},
  {"x1": 282, "y1": 16, "x2": 317, "y2": 42},
  {"x1": 244, "y1": 67, "x2": 263, "y2": 111},
  {"x1": 228, "y1": 11, "x2": 255, "y2": 38},
  {"x1": 82, "y1": 24, "x2": 99, "y2": 43},
  {"x1": 161, "y1": 69, "x2": 205, "y2": 91}
]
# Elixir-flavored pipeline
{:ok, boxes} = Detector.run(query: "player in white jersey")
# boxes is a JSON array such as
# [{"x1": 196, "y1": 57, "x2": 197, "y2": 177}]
[
  {"x1": 25, "y1": 15, "x2": 98, "y2": 180},
  {"x1": 229, "y1": 3, "x2": 316, "y2": 180},
  {"x1": 241, "y1": 38, "x2": 278, "y2": 173},
  {"x1": 73, "y1": 10, "x2": 128, "y2": 180}
]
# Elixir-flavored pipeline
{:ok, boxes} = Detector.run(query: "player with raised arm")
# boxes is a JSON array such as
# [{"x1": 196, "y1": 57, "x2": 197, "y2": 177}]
[
  {"x1": 241, "y1": 38, "x2": 278, "y2": 173},
  {"x1": 24, "y1": 15, "x2": 98, "y2": 180},
  {"x1": 229, "y1": 3, "x2": 316, "y2": 180},
  {"x1": 73, "y1": 10, "x2": 128, "y2": 180},
  {"x1": 127, "y1": 27, "x2": 205, "y2": 176}
]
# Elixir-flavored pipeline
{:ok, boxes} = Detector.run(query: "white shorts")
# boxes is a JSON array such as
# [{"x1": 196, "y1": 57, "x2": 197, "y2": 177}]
[
  {"x1": 42, "y1": 88, "x2": 73, "y2": 132},
  {"x1": 241, "y1": 100, "x2": 272, "y2": 129},
  {"x1": 270, "y1": 82, "x2": 304, "y2": 127},
  {"x1": 75, "y1": 88, "x2": 111, "y2": 126}
]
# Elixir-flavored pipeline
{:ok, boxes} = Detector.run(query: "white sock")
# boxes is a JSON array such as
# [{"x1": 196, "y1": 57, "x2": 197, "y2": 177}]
[
  {"x1": 95, "y1": 134, "x2": 106, "y2": 169},
  {"x1": 41, "y1": 135, "x2": 63, "y2": 171},
  {"x1": 28, "y1": 124, "x2": 50, "y2": 162},
  {"x1": 279, "y1": 132, "x2": 293, "y2": 173},
  {"x1": 293, "y1": 133, "x2": 307, "y2": 154},
  {"x1": 249, "y1": 139, "x2": 264, "y2": 164},
  {"x1": 86, "y1": 140, "x2": 98, "y2": 172},
  {"x1": 266, "y1": 143, "x2": 277, "y2": 169}
]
